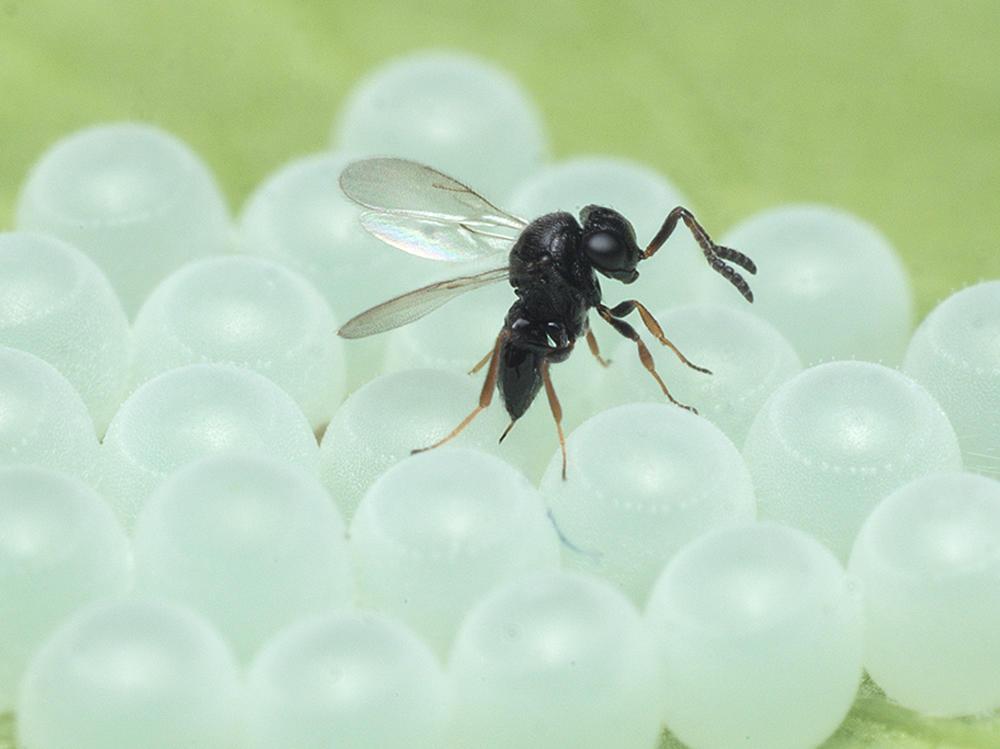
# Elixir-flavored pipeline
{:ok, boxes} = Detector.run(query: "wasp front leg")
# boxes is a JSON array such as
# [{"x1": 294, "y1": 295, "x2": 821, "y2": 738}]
[
  {"x1": 604, "y1": 300, "x2": 710, "y2": 374},
  {"x1": 596, "y1": 304, "x2": 697, "y2": 414}
]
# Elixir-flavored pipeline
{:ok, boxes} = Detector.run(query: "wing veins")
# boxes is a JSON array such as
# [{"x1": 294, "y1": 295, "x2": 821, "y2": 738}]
[{"x1": 337, "y1": 266, "x2": 510, "y2": 339}]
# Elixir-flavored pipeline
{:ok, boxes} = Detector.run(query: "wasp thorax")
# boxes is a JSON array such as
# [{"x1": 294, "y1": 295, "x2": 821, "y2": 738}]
[{"x1": 579, "y1": 205, "x2": 642, "y2": 283}]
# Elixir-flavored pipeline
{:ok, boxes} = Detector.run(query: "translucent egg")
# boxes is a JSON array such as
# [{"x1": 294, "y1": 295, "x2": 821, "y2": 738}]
[
  {"x1": 849, "y1": 472, "x2": 1000, "y2": 716},
  {"x1": 246, "y1": 611, "x2": 449, "y2": 749},
  {"x1": 97, "y1": 363, "x2": 317, "y2": 528},
  {"x1": 593, "y1": 303, "x2": 802, "y2": 446},
  {"x1": 0, "y1": 346, "x2": 99, "y2": 479},
  {"x1": 507, "y1": 155, "x2": 725, "y2": 309},
  {"x1": 133, "y1": 453, "x2": 351, "y2": 660},
  {"x1": 449, "y1": 570, "x2": 661, "y2": 749},
  {"x1": 903, "y1": 281, "x2": 1000, "y2": 478},
  {"x1": 646, "y1": 522, "x2": 864, "y2": 749},
  {"x1": 382, "y1": 280, "x2": 514, "y2": 376},
  {"x1": 131, "y1": 255, "x2": 345, "y2": 430},
  {"x1": 0, "y1": 467, "x2": 130, "y2": 711},
  {"x1": 717, "y1": 205, "x2": 914, "y2": 365},
  {"x1": 350, "y1": 448, "x2": 558, "y2": 653},
  {"x1": 381, "y1": 281, "x2": 601, "y2": 481},
  {"x1": 0, "y1": 232, "x2": 130, "y2": 433},
  {"x1": 16, "y1": 123, "x2": 231, "y2": 316},
  {"x1": 18, "y1": 597, "x2": 240, "y2": 749},
  {"x1": 541, "y1": 403, "x2": 756, "y2": 604},
  {"x1": 333, "y1": 51, "x2": 548, "y2": 200},
  {"x1": 743, "y1": 361, "x2": 962, "y2": 560},
  {"x1": 238, "y1": 151, "x2": 437, "y2": 391},
  {"x1": 318, "y1": 368, "x2": 509, "y2": 520}
]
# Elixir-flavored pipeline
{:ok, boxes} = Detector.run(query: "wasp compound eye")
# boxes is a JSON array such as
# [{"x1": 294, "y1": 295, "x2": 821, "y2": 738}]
[{"x1": 583, "y1": 231, "x2": 627, "y2": 270}]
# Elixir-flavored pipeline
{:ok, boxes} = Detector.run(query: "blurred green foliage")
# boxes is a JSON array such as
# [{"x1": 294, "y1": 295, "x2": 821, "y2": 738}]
[
  {"x1": 1, "y1": 2, "x2": 999, "y2": 747},
  {"x1": 2, "y1": 0, "x2": 999, "y2": 315}
]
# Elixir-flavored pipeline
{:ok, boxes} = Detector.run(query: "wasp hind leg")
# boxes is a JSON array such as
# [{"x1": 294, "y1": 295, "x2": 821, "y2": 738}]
[
  {"x1": 540, "y1": 358, "x2": 568, "y2": 480},
  {"x1": 597, "y1": 304, "x2": 698, "y2": 414},
  {"x1": 413, "y1": 329, "x2": 508, "y2": 455}
]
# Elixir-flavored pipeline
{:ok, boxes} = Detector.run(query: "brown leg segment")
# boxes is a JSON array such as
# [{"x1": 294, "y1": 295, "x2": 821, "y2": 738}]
[
  {"x1": 597, "y1": 305, "x2": 698, "y2": 414},
  {"x1": 540, "y1": 359, "x2": 568, "y2": 480},
  {"x1": 585, "y1": 328, "x2": 611, "y2": 367},
  {"x1": 413, "y1": 329, "x2": 507, "y2": 454},
  {"x1": 606, "y1": 300, "x2": 711, "y2": 374},
  {"x1": 468, "y1": 348, "x2": 492, "y2": 375}
]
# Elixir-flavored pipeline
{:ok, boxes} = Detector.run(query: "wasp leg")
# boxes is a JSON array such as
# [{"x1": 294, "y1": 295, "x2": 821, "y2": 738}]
[
  {"x1": 413, "y1": 330, "x2": 508, "y2": 454},
  {"x1": 641, "y1": 206, "x2": 756, "y2": 303},
  {"x1": 540, "y1": 358, "x2": 568, "y2": 480},
  {"x1": 606, "y1": 300, "x2": 711, "y2": 374},
  {"x1": 585, "y1": 328, "x2": 611, "y2": 368},
  {"x1": 468, "y1": 348, "x2": 492, "y2": 375},
  {"x1": 597, "y1": 304, "x2": 697, "y2": 414}
]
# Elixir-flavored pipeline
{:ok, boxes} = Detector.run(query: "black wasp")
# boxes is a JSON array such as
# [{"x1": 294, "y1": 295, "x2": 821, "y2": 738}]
[{"x1": 337, "y1": 158, "x2": 757, "y2": 478}]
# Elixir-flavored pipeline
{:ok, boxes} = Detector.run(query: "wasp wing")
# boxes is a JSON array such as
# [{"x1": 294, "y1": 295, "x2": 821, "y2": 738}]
[
  {"x1": 338, "y1": 266, "x2": 510, "y2": 339},
  {"x1": 340, "y1": 158, "x2": 527, "y2": 262}
]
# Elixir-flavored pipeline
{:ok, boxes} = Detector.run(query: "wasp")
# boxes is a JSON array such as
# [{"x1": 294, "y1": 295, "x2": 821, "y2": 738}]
[{"x1": 338, "y1": 158, "x2": 756, "y2": 478}]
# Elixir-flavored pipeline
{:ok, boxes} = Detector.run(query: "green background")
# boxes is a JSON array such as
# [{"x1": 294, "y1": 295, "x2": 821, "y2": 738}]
[
  {"x1": 3, "y1": 0, "x2": 1000, "y2": 316},
  {"x1": 2, "y1": 1, "x2": 999, "y2": 746}
]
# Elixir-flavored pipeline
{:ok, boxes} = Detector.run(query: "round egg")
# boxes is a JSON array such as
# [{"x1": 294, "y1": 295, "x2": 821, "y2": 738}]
[
  {"x1": 97, "y1": 363, "x2": 317, "y2": 528},
  {"x1": 743, "y1": 361, "x2": 962, "y2": 560},
  {"x1": 16, "y1": 122, "x2": 231, "y2": 316},
  {"x1": 0, "y1": 232, "x2": 130, "y2": 433},
  {"x1": 132, "y1": 255, "x2": 345, "y2": 430},
  {"x1": 849, "y1": 472, "x2": 1000, "y2": 716},
  {"x1": 646, "y1": 522, "x2": 863, "y2": 749},
  {"x1": 17, "y1": 597, "x2": 241, "y2": 749}
]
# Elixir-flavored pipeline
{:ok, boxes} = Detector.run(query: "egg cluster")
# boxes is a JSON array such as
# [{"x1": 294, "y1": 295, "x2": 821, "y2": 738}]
[{"x1": 1, "y1": 51, "x2": 998, "y2": 749}]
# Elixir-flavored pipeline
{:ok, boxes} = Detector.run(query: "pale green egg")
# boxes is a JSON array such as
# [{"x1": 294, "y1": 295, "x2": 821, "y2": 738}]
[
  {"x1": 133, "y1": 453, "x2": 352, "y2": 661},
  {"x1": 744, "y1": 361, "x2": 962, "y2": 560},
  {"x1": 16, "y1": 123, "x2": 231, "y2": 316},
  {"x1": 317, "y1": 368, "x2": 510, "y2": 520},
  {"x1": 717, "y1": 205, "x2": 914, "y2": 365},
  {"x1": 647, "y1": 522, "x2": 864, "y2": 749},
  {"x1": 849, "y1": 472, "x2": 1000, "y2": 716},
  {"x1": 333, "y1": 51, "x2": 548, "y2": 201},
  {"x1": 0, "y1": 232, "x2": 130, "y2": 433},
  {"x1": 350, "y1": 448, "x2": 558, "y2": 654},
  {"x1": 246, "y1": 611, "x2": 448, "y2": 749},
  {"x1": 0, "y1": 346, "x2": 99, "y2": 479},
  {"x1": 238, "y1": 151, "x2": 440, "y2": 391},
  {"x1": 449, "y1": 570, "x2": 661, "y2": 749},
  {"x1": 132, "y1": 255, "x2": 345, "y2": 430},
  {"x1": 17, "y1": 598, "x2": 241, "y2": 749},
  {"x1": 97, "y1": 363, "x2": 317, "y2": 528},
  {"x1": 0, "y1": 467, "x2": 130, "y2": 712},
  {"x1": 593, "y1": 302, "x2": 802, "y2": 446},
  {"x1": 903, "y1": 281, "x2": 1000, "y2": 478},
  {"x1": 541, "y1": 403, "x2": 756, "y2": 605}
]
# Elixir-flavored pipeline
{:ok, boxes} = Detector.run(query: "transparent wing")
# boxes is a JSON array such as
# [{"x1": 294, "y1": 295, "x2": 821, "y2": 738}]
[
  {"x1": 338, "y1": 266, "x2": 510, "y2": 339},
  {"x1": 340, "y1": 158, "x2": 527, "y2": 262}
]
